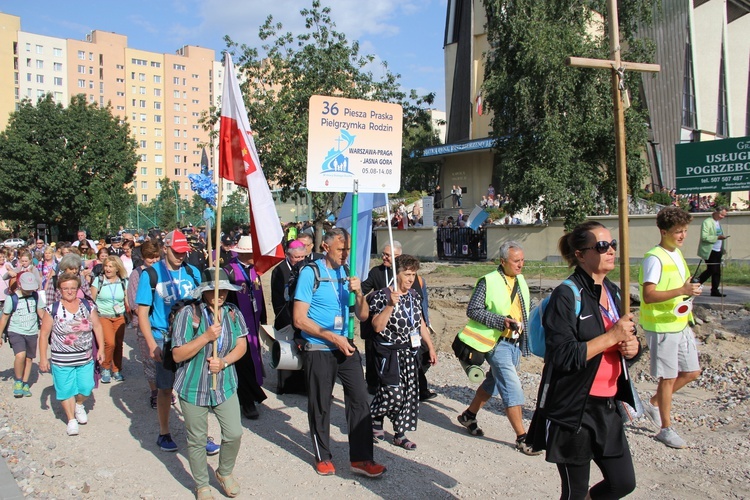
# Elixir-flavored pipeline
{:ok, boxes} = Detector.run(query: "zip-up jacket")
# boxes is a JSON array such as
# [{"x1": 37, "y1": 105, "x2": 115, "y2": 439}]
[{"x1": 528, "y1": 267, "x2": 639, "y2": 445}]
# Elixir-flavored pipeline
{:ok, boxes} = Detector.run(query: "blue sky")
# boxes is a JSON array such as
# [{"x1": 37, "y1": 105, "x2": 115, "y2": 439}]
[{"x1": 3, "y1": 0, "x2": 448, "y2": 109}]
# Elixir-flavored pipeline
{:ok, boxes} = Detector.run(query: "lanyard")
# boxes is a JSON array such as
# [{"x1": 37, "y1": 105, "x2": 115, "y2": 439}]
[
  {"x1": 599, "y1": 287, "x2": 620, "y2": 324},
  {"x1": 401, "y1": 291, "x2": 416, "y2": 330},
  {"x1": 201, "y1": 305, "x2": 227, "y2": 352}
]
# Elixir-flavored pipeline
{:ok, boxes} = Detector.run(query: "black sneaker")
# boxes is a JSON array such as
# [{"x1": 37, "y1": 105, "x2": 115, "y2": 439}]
[
  {"x1": 710, "y1": 291, "x2": 726, "y2": 297},
  {"x1": 419, "y1": 391, "x2": 438, "y2": 402}
]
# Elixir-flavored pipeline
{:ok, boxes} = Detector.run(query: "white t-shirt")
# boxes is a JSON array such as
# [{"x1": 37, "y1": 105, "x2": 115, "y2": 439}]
[
  {"x1": 641, "y1": 247, "x2": 687, "y2": 285},
  {"x1": 712, "y1": 220, "x2": 722, "y2": 252}
]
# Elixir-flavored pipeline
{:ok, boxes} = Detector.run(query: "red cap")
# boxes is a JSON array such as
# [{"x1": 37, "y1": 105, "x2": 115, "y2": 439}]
[{"x1": 164, "y1": 230, "x2": 191, "y2": 253}]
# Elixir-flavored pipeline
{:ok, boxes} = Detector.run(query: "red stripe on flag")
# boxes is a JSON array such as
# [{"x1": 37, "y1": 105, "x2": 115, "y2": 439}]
[{"x1": 219, "y1": 116, "x2": 248, "y2": 188}]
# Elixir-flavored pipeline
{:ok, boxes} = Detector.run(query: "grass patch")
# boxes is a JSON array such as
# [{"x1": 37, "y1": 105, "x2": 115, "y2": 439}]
[{"x1": 431, "y1": 260, "x2": 750, "y2": 286}]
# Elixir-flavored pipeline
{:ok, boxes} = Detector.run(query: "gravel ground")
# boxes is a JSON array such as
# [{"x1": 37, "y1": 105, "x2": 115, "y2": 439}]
[{"x1": 0, "y1": 268, "x2": 748, "y2": 499}]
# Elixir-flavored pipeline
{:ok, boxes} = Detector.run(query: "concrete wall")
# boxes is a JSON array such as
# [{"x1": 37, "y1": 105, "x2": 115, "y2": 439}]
[{"x1": 375, "y1": 212, "x2": 750, "y2": 264}]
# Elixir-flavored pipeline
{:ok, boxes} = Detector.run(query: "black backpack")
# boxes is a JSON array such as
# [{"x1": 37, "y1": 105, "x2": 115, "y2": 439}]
[{"x1": 284, "y1": 261, "x2": 350, "y2": 337}]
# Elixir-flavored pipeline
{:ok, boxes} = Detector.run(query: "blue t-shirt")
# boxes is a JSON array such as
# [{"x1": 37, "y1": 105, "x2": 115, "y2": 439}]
[
  {"x1": 294, "y1": 260, "x2": 349, "y2": 349},
  {"x1": 135, "y1": 260, "x2": 200, "y2": 340}
]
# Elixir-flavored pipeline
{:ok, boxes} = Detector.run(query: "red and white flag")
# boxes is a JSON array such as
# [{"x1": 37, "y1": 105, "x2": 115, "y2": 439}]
[
  {"x1": 475, "y1": 94, "x2": 483, "y2": 116},
  {"x1": 219, "y1": 53, "x2": 284, "y2": 274}
]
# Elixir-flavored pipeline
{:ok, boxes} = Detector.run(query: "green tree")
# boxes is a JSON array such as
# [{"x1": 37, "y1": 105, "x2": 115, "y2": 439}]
[
  {"x1": 401, "y1": 92, "x2": 443, "y2": 193},
  {"x1": 222, "y1": 188, "x2": 248, "y2": 228},
  {"x1": 0, "y1": 94, "x2": 138, "y2": 237},
  {"x1": 226, "y1": 1, "x2": 429, "y2": 243},
  {"x1": 482, "y1": 0, "x2": 655, "y2": 228}
]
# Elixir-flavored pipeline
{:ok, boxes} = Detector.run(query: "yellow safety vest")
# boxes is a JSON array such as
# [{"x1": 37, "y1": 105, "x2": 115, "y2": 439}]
[
  {"x1": 458, "y1": 271, "x2": 530, "y2": 353},
  {"x1": 639, "y1": 245, "x2": 691, "y2": 333}
]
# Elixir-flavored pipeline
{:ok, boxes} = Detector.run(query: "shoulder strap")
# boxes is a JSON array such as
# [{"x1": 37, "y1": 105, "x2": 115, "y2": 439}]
[
  {"x1": 9, "y1": 294, "x2": 18, "y2": 314},
  {"x1": 52, "y1": 300, "x2": 60, "y2": 317},
  {"x1": 561, "y1": 279, "x2": 582, "y2": 316},
  {"x1": 182, "y1": 264, "x2": 199, "y2": 286},
  {"x1": 306, "y1": 262, "x2": 323, "y2": 293},
  {"x1": 145, "y1": 266, "x2": 158, "y2": 292}
]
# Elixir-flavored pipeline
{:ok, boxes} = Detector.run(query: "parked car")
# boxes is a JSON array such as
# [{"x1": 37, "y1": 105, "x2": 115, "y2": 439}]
[{"x1": 2, "y1": 238, "x2": 26, "y2": 249}]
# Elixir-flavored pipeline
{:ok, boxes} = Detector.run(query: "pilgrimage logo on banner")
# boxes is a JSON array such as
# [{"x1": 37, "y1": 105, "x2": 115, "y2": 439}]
[{"x1": 218, "y1": 53, "x2": 284, "y2": 274}]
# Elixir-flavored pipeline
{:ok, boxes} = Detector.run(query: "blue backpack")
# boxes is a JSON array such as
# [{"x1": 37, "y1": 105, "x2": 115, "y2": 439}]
[{"x1": 527, "y1": 279, "x2": 580, "y2": 358}]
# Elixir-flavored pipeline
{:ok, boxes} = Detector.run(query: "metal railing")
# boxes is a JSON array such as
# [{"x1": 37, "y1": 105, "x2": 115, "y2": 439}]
[{"x1": 437, "y1": 227, "x2": 487, "y2": 260}]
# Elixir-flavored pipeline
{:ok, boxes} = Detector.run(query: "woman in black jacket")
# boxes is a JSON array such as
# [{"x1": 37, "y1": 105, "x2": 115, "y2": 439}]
[{"x1": 527, "y1": 221, "x2": 640, "y2": 500}]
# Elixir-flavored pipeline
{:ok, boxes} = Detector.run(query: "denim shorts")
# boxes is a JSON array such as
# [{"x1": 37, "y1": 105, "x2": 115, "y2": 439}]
[
  {"x1": 154, "y1": 338, "x2": 175, "y2": 390},
  {"x1": 479, "y1": 340, "x2": 525, "y2": 408}
]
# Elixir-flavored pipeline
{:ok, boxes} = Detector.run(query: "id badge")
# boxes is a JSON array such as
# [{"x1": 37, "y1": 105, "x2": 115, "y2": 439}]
[
  {"x1": 252, "y1": 297, "x2": 259, "y2": 313},
  {"x1": 410, "y1": 329, "x2": 421, "y2": 348},
  {"x1": 113, "y1": 303, "x2": 125, "y2": 315},
  {"x1": 334, "y1": 316, "x2": 343, "y2": 330}
]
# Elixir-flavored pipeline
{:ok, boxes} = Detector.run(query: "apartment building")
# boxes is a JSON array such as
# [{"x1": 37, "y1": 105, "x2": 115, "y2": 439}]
[{"x1": 0, "y1": 12, "x2": 224, "y2": 204}]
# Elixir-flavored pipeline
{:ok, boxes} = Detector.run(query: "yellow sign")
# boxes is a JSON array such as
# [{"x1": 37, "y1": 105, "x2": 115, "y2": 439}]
[{"x1": 306, "y1": 95, "x2": 403, "y2": 193}]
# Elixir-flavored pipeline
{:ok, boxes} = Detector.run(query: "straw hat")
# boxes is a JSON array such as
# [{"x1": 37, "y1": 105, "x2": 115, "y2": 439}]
[
  {"x1": 232, "y1": 235, "x2": 254, "y2": 254},
  {"x1": 192, "y1": 268, "x2": 241, "y2": 298}
]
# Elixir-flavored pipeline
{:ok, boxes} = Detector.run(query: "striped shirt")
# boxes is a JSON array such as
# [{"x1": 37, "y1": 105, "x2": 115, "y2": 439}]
[
  {"x1": 46, "y1": 300, "x2": 96, "y2": 366},
  {"x1": 172, "y1": 302, "x2": 248, "y2": 407}
]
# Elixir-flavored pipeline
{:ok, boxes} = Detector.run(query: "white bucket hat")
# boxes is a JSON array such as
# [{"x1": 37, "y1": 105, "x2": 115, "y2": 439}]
[{"x1": 232, "y1": 235, "x2": 254, "y2": 254}]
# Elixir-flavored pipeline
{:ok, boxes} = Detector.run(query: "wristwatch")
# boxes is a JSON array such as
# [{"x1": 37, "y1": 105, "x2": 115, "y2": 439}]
[{"x1": 223, "y1": 360, "x2": 228, "y2": 370}]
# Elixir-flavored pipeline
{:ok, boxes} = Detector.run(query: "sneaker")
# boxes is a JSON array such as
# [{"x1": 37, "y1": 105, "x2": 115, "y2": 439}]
[
  {"x1": 419, "y1": 391, "x2": 438, "y2": 402},
  {"x1": 655, "y1": 427, "x2": 687, "y2": 449},
  {"x1": 66, "y1": 419, "x2": 79, "y2": 436},
  {"x1": 350, "y1": 460, "x2": 386, "y2": 478},
  {"x1": 100, "y1": 369, "x2": 111, "y2": 384},
  {"x1": 642, "y1": 401, "x2": 662, "y2": 429},
  {"x1": 75, "y1": 404, "x2": 88, "y2": 425},
  {"x1": 515, "y1": 434, "x2": 542, "y2": 456},
  {"x1": 112, "y1": 371, "x2": 124, "y2": 382},
  {"x1": 315, "y1": 460, "x2": 335, "y2": 476},
  {"x1": 206, "y1": 437, "x2": 220, "y2": 456},
  {"x1": 457, "y1": 411, "x2": 484, "y2": 436},
  {"x1": 157, "y1": 433, "x2": 178, "y2": 452},
  {"x1": 13, "y1": 381, "x2": 23, "y2": 398},
  {"x1": 149, "y1": 390, "x2": 157, "y2": 409},
  {"x1": 22, "y1": 384, "x2": 31, "y2": 397}
]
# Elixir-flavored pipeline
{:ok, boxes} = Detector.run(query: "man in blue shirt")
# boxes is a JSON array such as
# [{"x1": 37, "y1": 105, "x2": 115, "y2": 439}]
[
  {"x1": 136, "y1": 229, "x2": 201, "y2": 452},
  {"x1": 293, "y1": 228, "x2": 386, "y2": 479}
]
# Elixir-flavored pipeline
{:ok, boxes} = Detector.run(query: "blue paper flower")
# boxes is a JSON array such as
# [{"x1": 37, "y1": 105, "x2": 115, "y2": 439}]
[{"x1": 188, "y1": 171, "x2": 218, "y2": 207}]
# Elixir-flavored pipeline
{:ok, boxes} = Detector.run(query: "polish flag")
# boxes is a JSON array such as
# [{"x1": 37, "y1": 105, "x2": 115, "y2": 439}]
[
  {"x1": 219, "y1": 53, "x2": 284, "y2": 274},
  {"x1": 475, "y1": 94, "x2": 483, "y2": 116}
]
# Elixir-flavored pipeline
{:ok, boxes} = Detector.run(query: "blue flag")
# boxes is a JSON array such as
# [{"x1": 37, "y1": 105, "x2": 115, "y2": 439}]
[
  {"x1": 467, "y1": 205, "x2": 489, "y2": 230},
  {"x1": 337, "y1": 192, "x2": 387, "y2": 280}
]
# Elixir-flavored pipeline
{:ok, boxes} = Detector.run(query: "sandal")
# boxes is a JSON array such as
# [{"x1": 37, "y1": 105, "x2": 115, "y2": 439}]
[
  {"x1": 372, "y1": 427, "x2": 385, "y2": 443},
  {"x1": 215, "y1": 471, "x2": 240, "y2": 498},
  {"x1": 393, "y1": 436, "x2": 417, "y2": 450},
  {"x1": 195, "y1": 486, "x2": 214, "y2": 500}
]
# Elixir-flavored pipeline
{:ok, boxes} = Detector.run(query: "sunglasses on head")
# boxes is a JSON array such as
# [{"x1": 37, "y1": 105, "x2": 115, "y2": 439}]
[{"x1": 582, "y1": 239, "x2": 617, "y2": 254}]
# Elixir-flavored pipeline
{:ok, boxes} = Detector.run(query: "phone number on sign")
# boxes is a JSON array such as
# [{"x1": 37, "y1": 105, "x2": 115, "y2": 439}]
[{"x1": 361, "y1": 168, "x2": 393, "y2": 175}]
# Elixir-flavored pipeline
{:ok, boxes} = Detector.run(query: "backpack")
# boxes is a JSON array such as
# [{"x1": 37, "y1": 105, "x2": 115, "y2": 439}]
[
  {"x1": 527, "y1": 279, "x2": 580, "y2": 358},
  {"x1": 3, "y1": 292, "x2": 42, "y2": 342},
  {"x1": 144, "y1": 263, "x2": 200, "y2": 371},
  {"x1": 284, "y1": 260, "x2": 350, "y2": 337}
]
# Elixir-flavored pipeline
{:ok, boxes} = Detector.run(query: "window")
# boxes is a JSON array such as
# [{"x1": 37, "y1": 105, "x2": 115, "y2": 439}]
[
  {"x1": 155, "y1": 168, "x2": 163, "y2": 176},
  {"x1": 35, "y1": 74, "x2": 43, "y2": 84},
  {"x1": 140, "y1": 100, "x2": 146, "y2": 108},
  {"x1": 131, "y1": 98, "x2": 137, "y2": 106},
  {"x1": 117, "y1": 91, "x2": 125, "y2": 97},
  {"x1": 151, "y1": 61, "x2": 161, "y2": 68},
  {"x1": 54, "y1": 77, "x2": 63, "y2": 86},
  {"x1": 154, "y1": 101, "x2": 161, "y2": 110},
  {"x1": 174, "y1": 116, "x2": 181, "y2": 124},
  {"x1": 182, "y1": 78, "x2": 186, "y2": 86},
  {"x1": 140, "y1": 154, "x2": 147, "y2": 162},
  {"x1": 173, "y1": 77, "x2": 180, "y2": 85},
  {"x1": 139, "y1": 73, "x2": 145, "y2": 81},
  {"x1": 53, "y1": 62, "x2": 62, "y2": 72},
  {"x1": 173, "y1": 103, "x2": 181, "y2": 111},
  {"x1": 141, "y1": 181, "x2": 148, "y2": 189},
  {"x1": 192, "y1": 74, "x2": 199, "y2": 79},
  {"x1": 131, "y1": 71, "x2": 136, "y2": 80},
  {"x1": 173, "y1": 64, "x2": 185, "y2": 71},
  {"x1": 116, "y1": 78, "x2": 124, "y2": 83},
  {"x1": 174, "y1": 142, "x2": 181, "y2": 150},
  {"x1": 89, "y1": 81, "x2": 94, "y2": 89},
  {"x1": 155, "y1": 155, "x2": 163, "y2": 163},
  {"x1": 131, "y1": 113, "x2": 137, "y2": 121},
  {"x1": 26, "y1": 58, "x2": 31, "y2": 67},
  {"x1": 54, "y1": 92, "x2": 63, "y2": 101},
  {"x1": 191, "y1": 87, "x2": 199, "y2": 92},
  {"x1": 154, "y1": 115, "x2": 162, "y2": 123},
  {"x1": 37, "y1": 89, "x2": 45, "y2": 98},
  {"x1": 78, "y1": 79, "x2": 86, "y2": 88},
  {"x1": 155, "y1": 128, "x2": 162, "y2": 136},
  {"x1": 139, "y1": 87, "x2": 146, "y2": 94},
  {"x1": 88, "y1": 66, "x2": 93, "y2": 75},
  {"x1": 140, "y1": 127, "x2": 147, "y2": 135},
  {"x1": 26, "y1": 43, "x2": 31, "y2": 52},
  {"x1": 155, "y1": 141, "x2": 162, "y2": 150},
  {"x1": 192, "y1": 99, "x2": 199, "y2": 104},
  {"x1": 116, "y1": 64, "x2": 124, "y2": 70},
  {"x1": 100, "y1": 82, "x2": 104, "y2": 93},
  {"x1": 132, "y1": 58, "x2": 147, "y2": 66},
  {"x1": 155, "y1": 181, "x2": 162, "y2": 190},
  {"x1": 174, "y1": 168, "x2": 181, "y2": 175},
  {"x1": 183, "y1": 168, "x2": 188, "y2": 176},
  {"x1": 154, "y1": 88, "x2": 161, "y2": 97},
  {"x1": 140, "y1": 167, "x2": 148, "y2": 175},
  {"x1": 141, "y1": 194, "x2": 148, "y2": 202},
  {"x1": 78, "y1": 65, "x2": 86, "y2": 74},
  {"x1": 174, "y1": 130, "x2": 180, "y2": 137},
  {"x1": 183, "y1": 91, "x2": 187, "y2": 99},
  {"x1": 174, "y1": 156, "x2": 181, "y2": 164},
  {"x1": 36, "y1": 60, "x2": 43, "y2": 69},
  {"x1": 153, "y1": 75, "x2": 161, "y2": 83},
  {"x1": 681, "y1": 27, "x2": 697, "y2": 130},
  {"x1": 36, "y1": 45, "x2": 43, "y2": 54},
  {"x1": 139, "y1": 140, "x2": 147, "y2": 148},
  {"x1": 182, "y1": 130, "x2": 187, "y2": 137},
  {"x1": 131, "y1": 85, "x2": 136, "y2": 94},
  {"x1": 54, "y1": 47, "x2": 63, "y2": 57},
  {"x1": 78, "y1": 50, "x2": 85, "y2": 60}
]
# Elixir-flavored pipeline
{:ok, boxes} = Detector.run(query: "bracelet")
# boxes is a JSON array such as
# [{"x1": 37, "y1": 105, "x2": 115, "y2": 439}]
[{"x1": 222, "y1": 359, "x2": 228, "y2": 370}]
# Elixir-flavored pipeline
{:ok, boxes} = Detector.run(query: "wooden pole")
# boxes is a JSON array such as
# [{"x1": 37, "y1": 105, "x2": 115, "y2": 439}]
[{"x1": 566, "y1": 1, "x2": 661, "y2": 312}]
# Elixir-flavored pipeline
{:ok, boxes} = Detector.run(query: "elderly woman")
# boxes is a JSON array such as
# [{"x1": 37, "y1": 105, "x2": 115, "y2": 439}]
[
  {"x1": 38, "y1": 272, "x2": 105, "y2": 436},
  {"x1": 171, "y1": 268, "x2": 248, "y2": 499},
  {"x1": 526, "y1": 221, "x2": 640, "y2": 499},
  {"x1": 91, "y1": 256, "x2": 129, "y2": 383},
  {"x1": 368, "y1": 254, "x2": 436, "y2": 450},
  {"x1": 44, "y1": 253, "x2": 93, "y2": 306}
]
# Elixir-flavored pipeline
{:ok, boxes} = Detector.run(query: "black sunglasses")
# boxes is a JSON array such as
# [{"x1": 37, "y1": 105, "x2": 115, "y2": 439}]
[{"x1": 582, "y1": 239, "x2": 617, "y2": 254}]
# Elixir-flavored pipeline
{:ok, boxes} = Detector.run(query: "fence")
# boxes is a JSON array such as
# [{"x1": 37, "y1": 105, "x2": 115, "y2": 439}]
[{"x1": 436, "y1": 227, "x2": 487, "y2": 260}]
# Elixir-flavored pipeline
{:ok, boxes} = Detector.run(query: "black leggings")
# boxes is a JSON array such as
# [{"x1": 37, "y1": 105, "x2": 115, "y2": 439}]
[{"x1": 556, "y1": 449, "x2": 636, "y2": 500}]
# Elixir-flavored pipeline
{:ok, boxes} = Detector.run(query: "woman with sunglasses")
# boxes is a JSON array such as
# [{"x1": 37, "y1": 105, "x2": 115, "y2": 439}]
[
  {"x1": 78, "y1": 243, "x2": 97, "y2": 264},
  {"x1": 526, "y1": 221, "x2": 640, "y2": 500}
]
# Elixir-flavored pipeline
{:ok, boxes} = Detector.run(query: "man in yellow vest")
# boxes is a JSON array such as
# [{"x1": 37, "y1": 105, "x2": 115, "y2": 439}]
[
  {"x1": 456, "y1": 241, "x2": 540, "y2": 456},
  {"x1": 639, "y1": 207, "x2": 702, "y2": 449}
]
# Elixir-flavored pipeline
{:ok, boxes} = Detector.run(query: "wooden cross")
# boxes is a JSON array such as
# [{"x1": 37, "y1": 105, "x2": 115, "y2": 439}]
[{"x1": 566, "y1": 0, "x2": 660, "y2": 311}]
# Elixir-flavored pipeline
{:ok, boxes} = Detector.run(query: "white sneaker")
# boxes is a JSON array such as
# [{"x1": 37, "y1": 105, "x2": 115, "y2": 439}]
[
  {"x1": 75, "y1": 404, "x2": 88, "y2": 425},
  {"x1": 642, "y1": 401, "x2": 662, "y2": 429},
  {"x1": 66, "y1": 419, "x2": 79, "y2": 436},
  {"x1": 655, "y1": 426, "x2": 687, "y2": 449}
]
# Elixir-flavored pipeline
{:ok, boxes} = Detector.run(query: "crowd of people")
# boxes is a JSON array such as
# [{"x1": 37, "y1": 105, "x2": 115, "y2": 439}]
[{"x1": 0, "y1": 203, "x2": 721, "y2": 499}]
